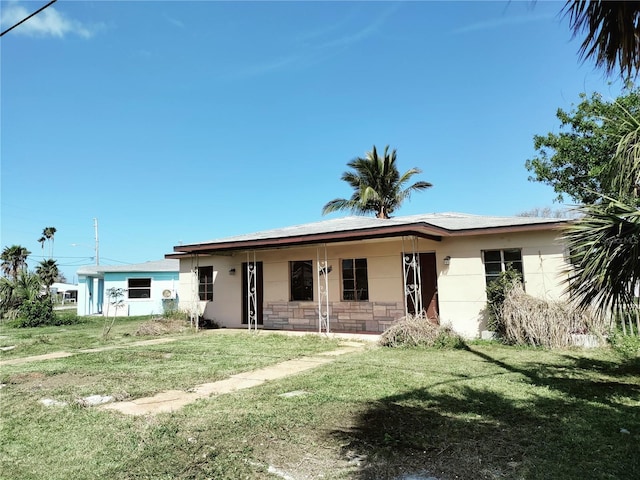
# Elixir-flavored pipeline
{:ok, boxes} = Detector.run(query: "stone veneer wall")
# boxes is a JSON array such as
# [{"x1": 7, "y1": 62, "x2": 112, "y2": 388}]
[{"x1": 262, "y1": 301, "x2": 405, "y2": 333}]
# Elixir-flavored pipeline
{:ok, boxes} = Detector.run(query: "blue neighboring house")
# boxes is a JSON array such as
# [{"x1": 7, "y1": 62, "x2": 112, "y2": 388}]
[{"x1": 77, "y1": 259, "x2": 179, "y2": 316}]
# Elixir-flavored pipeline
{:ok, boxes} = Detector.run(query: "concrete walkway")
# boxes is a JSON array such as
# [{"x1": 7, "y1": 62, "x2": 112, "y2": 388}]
[{"x1": 101, "y1": 341, "x2": 365, "y2": 416}]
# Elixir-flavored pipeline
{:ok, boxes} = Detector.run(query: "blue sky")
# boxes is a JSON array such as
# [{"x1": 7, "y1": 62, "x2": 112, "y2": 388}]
[{"x1": 0, "y1": 0, "x2": 625, "y2": 282}]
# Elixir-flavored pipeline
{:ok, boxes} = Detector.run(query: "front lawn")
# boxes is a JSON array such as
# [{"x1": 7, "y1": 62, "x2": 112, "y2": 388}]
[{"x1": 0, "y1": 321, "x2": 638, "y2": 480}]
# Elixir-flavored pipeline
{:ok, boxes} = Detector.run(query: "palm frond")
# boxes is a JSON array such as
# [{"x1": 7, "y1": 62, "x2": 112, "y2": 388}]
[
  {"x1": 563, "y1": 1, "x2": 640, "y2": 77},
  {"x1": 562, "y1": 198, "x2": 640, "y2": 317}
]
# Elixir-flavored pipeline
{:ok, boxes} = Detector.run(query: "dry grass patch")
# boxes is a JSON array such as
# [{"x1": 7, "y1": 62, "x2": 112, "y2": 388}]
[
  {"x1": 502, "y1": 283, "x2": 606, "y2": 348},
  {"x1": 379, "y1": 315, "x2": 465, "y2": 349},
  {"x1": 133, "y1": 317, "x2": 188, "y2": 336}
]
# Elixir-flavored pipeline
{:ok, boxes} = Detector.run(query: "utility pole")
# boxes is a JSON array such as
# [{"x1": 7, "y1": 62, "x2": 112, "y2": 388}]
[{"x1": 94, "y1": 218, "x2": 99, "y2": 266}]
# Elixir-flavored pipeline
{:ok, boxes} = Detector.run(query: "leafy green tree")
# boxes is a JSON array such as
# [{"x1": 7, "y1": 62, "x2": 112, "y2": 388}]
[
  {"x1": 322, "y1": 145, "x2": 432, "y2": 219},
  {"x1": 1, "y1": 245, "x2": 31, "y2": 281},
  {"x1": 525, "y1": 88, "x2": 640, "y2": 204},
  {"x1": 36, "y1": 259, "x2": 59, "y2": 296},
  {"x1": 563, "y1": 1, "x2": 640, "y2": 78}
]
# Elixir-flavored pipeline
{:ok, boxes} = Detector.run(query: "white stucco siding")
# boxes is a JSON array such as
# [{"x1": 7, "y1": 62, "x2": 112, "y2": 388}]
[
  {"x1": 435, "y1": 230, "x2": 569, "y2": 337},
  {"x1": 178, "y1": 256, "x2": 234, "y2": 324},
  {"x1": 521, "y1": 246, "x2": 569, "y2": 300}
]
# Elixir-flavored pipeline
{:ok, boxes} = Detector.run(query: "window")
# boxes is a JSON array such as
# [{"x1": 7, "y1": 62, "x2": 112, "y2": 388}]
[
  {"x1": 199, "y1": 266, "x2": 214, "y2": 301},
  {"x1": 342, "y1": 258, "x2": 369, "y2": 301},
  {"x1": 483, "y1": 249, "x2": 523, "y2": 285},
  {"x1": 290, "y1": 260, "x2": 313, "y2": 301},
  {"x1": 128, "y1": 278, "x2": 151, "y2": 299}
]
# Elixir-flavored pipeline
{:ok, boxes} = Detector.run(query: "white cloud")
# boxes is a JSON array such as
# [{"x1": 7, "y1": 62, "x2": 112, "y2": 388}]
[
  {"x1": 315, "y1": 3, "x2": 401, "y2": 50},
  {"x1": 163, "y1": 13, "x2": 184, "y2": 29},
  {"x1": 1, "y1": 2, "x2": 97, "y2": 38},
  {"x1": 452, "y1": 13, "x2": 555, "y2": 35}
]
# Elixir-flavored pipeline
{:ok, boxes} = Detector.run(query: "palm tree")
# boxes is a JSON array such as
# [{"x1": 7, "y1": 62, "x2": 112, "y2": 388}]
[
  {"x1": 41, "y1": 227, "x2": 57, "y2": 258},
  {"x1": 38, "y1": 236, "x2": 46, "y2": 255},
  {"x1": 36, "y1": 259, "x2": 59, "y2": 296},
  {"x1": 563, "y1": 199, "x2": 640, "y2": 316},
  {"x1": 0, "y1": 245, "x2": 31, "y2": 281},
  {"x1": 563, "y1": 1, "x2": 640, "y2": 78},
  {"x1": 0, "y1": 270, "x2": 42, "y2": 320},
  {"x1": 13, "y1": 270, "x2": 42, "y2": 304},
  {"x1": 322, "y1": 145, "x2": 432, "y2": 219}
]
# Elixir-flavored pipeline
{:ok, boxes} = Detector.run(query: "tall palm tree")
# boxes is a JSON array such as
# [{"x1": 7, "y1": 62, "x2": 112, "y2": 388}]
[
  {"x1": 563, "y1": 1, "x2": 640, "y2": 78},
  {"x1": 0, "y1": 245, "x2": 31, "y2": 281},
  {"x1": 36, "y1": 259, "x2": 59, "y2": 296},
  {"x1": 322, "y1": 145, "x2": 432, "y2": 219},
  {"x1": 38, "y1": 236, "x2": 46, "y2": 255},
  {"x1": 41, "y1": 226, "x2": 57, "y2": 258}
]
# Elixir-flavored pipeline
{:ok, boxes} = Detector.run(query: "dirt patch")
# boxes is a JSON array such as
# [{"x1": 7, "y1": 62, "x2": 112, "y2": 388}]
[
  {"x1": 6, "y1": 371, "x2": 83, "y2": 391},
  {"x1": 134, "y1": 318, "x2": 187, "y2": 336},
  {"x1": 7, "y1": 371, "x2": 46, "y2": 385}
]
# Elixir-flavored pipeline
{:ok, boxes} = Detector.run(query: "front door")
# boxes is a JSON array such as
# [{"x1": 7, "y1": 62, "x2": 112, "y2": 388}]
[
  {"x1": 242, "y1": 261, "x2": 264, "y2": 325},
  {"x1": 404, "y1": 252, "x2": 439, "y2": 321}
]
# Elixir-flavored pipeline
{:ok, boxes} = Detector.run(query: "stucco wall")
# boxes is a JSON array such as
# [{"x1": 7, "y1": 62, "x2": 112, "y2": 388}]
[
  {"x1": 176, "y1": 230, "x2": 569, "y2": 337},
  {"x1": 77, "y1": 276, "x2": 104, "y2": 316},
  {"x1": 436, "y1": 230, "x2": 568, "y2": 337},
  {"x1": 103, "y1": 271, "x2": 179, "y2": 316}
]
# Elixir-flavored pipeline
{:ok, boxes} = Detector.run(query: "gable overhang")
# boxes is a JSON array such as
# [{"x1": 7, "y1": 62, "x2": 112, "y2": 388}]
[{"x1": 166, "y1": 220, "x2": 568, "y2": 259}]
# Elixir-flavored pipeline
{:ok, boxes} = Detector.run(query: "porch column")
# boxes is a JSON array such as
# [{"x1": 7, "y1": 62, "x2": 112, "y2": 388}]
[
  {"x1": 246, "y1": 251, "x2": 258, "y2": 331},
  {"x1": 317, "y1": 245, "x2": 330, "y2": 333},
  {"x1": 191, "y1": 255, "x2": 199, "y2": 330},
  {"x1": 402, "y1": 236, "x2": 423, "y2": 317}
]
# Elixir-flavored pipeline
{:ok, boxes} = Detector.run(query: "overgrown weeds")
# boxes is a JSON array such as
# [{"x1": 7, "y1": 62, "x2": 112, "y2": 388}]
[{"x1": 379, "y1": 315, "x2": 466, "y2": 348}]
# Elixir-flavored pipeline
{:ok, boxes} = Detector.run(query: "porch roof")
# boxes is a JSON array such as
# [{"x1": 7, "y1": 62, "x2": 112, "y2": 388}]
[{"x1": 167, "y1": 212, "x2": 568, "y2": 257}]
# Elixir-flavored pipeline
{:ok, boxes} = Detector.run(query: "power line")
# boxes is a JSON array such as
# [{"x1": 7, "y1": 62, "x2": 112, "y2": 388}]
[{"x1": 1, "y1": 0, "x2": 58, "y2": 37}]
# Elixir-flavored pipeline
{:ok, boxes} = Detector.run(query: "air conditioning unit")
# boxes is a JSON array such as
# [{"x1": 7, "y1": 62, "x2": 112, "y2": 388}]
[{"x1": 162, "y1": 289, "x2": 177, "y2": 300}]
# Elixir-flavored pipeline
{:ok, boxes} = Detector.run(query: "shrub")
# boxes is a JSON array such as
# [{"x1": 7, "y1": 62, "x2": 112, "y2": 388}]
[
  {"x1": 16, "y1": 297, "x2": 54, "y2": 327},
  {"x1": 486, "y1": 268, "x2": 522, "y2": 336},
  {"x1": 500, "y1": 283, "x2": 606, "y2": 348},
  {"x1": 380, "y1": 315, "x2": 466, "y2": 349},
  {"x1": 53, "y1": 311, "x2": 86, "y2": 326},
  {"x1": 609, "y1": 330, "x2": 640, "y2": 358}
]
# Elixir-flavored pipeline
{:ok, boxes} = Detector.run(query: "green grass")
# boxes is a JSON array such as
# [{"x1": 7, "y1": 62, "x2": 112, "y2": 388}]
[
  {"x1": 0, "y1": 315, "x2": 188, "y2": 357},
  {"x1": 1, "y1": 319, "x2": 639, "y2": 480}
]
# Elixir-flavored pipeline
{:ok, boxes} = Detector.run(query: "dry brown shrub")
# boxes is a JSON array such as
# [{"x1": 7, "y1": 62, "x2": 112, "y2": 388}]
[
  {"x1": 380, "y1": 315, "x2": 465, "y2": 348},
  {"x1": 134, "y1": 317, "x2": 187, "y2": 336},
  {"x1": 501, "y1": 283, "x2": 605, "y2": 348}
]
